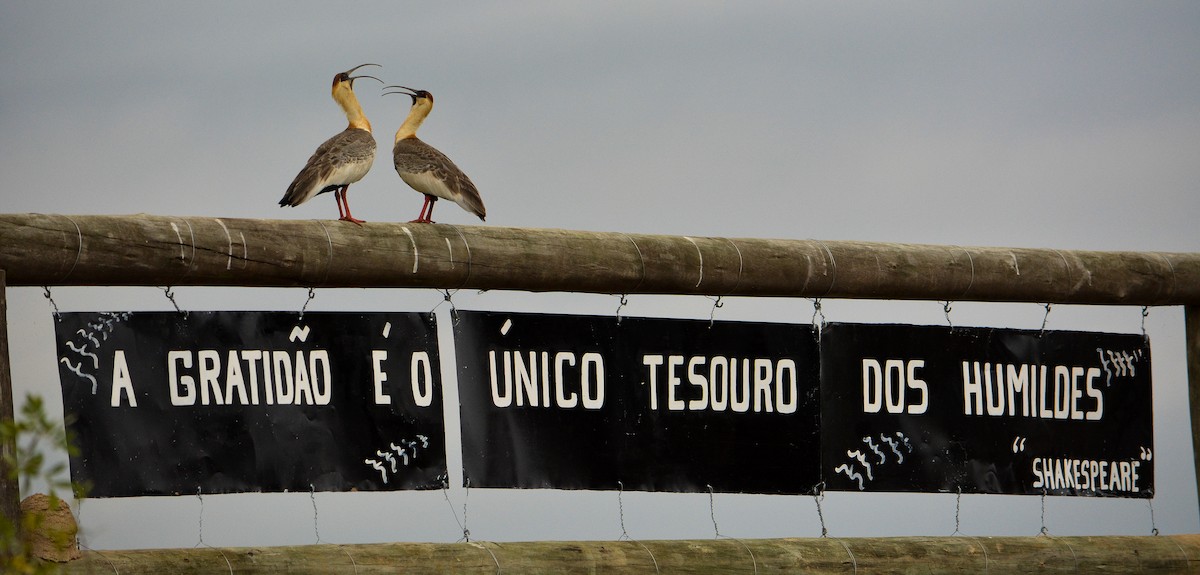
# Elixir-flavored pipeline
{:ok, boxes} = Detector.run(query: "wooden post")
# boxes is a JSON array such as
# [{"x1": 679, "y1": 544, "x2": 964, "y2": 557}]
[
  {"x1": 59, "y1": 535, "x2": 1200, "y2": 574},
  {"x1": 0, "y1": 269, "x2": 19, "y2": 525},
  {"x1": 1188, "y1": 305, "x2": 1200, "y2": 524}
]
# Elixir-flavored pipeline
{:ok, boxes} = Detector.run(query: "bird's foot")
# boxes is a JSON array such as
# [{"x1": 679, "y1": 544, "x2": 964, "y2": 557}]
[
  {"x1": 339, "y1": 215, "x2": 366, "y2": 226},
  {"x1": 408, "y1": 218, "x2": 435, "y2": 224}
]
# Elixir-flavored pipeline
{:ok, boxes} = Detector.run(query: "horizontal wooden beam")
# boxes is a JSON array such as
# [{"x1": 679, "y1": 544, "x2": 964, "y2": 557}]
[
  {"x1": 2, "y1": 213, "x2": 1197, "y2": 304},
  {"x1": 60, "y1": 535, "x2": 1200, "y2": 574}
]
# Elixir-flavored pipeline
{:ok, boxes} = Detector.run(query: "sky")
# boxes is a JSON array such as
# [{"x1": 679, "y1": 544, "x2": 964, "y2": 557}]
[{"x1": 2, "y1": 1, "x2": 1199, "y2": 550}]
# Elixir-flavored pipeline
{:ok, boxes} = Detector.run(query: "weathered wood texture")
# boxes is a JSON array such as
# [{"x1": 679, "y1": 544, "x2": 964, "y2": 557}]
[
  {"x1": 2, "y1": 213, "x2": 1198, "y2": 304},
  {"x1": 60, "y1": 535, "x2": 1200, "y2": 574},
  {"x1": 0, "y1": 270, "x2": 18, "y2": 525},
  {"x1": 1189, "y1": 306, "x2": 1200, "y2": 524}
]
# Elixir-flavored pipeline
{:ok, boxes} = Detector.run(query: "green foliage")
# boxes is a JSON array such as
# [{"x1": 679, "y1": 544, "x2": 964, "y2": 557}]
[{"x1": 0, "y1": 394, "x2": 82, "y2": 574}]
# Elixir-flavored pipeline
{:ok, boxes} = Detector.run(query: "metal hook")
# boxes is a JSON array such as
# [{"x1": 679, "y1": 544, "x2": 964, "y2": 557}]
[
  {"x1": 706, "y1": 484, "x2": 721, "y2": 538},
  {"x1": 299, "y1": 287, "x2": 316, "y2": 320},
  {"x1": 462, "y1": 476, "x2": 471, "y2": 542},
  {"x1": 1039, "y1": 303, "x2": 1052, "y2": 337},
  {"x1": 707, "y1": 295, "x2": 724, "y2": 329},
  {"x1": 615, "y1": 294, "x2": 629, "y2": 325},
  {"x1": 812, "y1": 481, "x2": 828, "y2": 537},
  {"x1": 952, "y1": 487, "x2": 963, "y2": 535},
  {"x1": 1147, "y1": 498, "x2": 1159, "y2": 536},
  {"x1": 617, "y1": 481, "x2": 630, "y2": 540},
  {"x1": 430, "y1": 289, "x2": 460, "y2": 325},
  {"x1": 440, "y1": 475, "x2": 468, "y2": 543},
  {"x1": 941, "y1": 300, "x2": 954, "y2": 330},
  {"x1": 1038, "y1": 487, "x2": 1050, "y2": 536},
  {"x1": 195, "y1": 486, "x2": 206, "y2": 547},
  {"x1": 616, "y1": 480, "x2": 661, "y2": 573},
  {"x1": 42, "y1": 286, "x2": 62, "y2": 319},
  {"x1": 809, "y1": 298, "x2": 825, "y2": 342},
  {"x1": 161, "y1": 286, "x2": 187, "y2": 317},
  {"x1": 310, "y1": 483, "x2": 322, "y2": 544}
]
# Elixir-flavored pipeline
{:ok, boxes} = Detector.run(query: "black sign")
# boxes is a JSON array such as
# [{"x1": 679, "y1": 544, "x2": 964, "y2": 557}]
[
  {"x1": 54, "y1": 311, "x2": 447, "y2": 497},
  {"x1": 820, "y1": 323, "x2": 1153, "y2": 497},
  {"x1": 453, "y1": 311, "x2": 820, "y2": 494}
]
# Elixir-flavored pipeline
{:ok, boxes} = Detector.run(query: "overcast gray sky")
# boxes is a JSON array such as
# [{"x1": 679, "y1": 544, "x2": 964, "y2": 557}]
[{"x1": 2, "y1": 2, "x2": 1199, "y2": 550}]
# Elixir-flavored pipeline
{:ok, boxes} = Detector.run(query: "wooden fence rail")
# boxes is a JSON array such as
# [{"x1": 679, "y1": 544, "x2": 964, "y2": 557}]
[
  {"x1": 2, "y1": 213, "x2": 1200, "y2": 572},
  {"x1": 1, "y1": 213, "x2": 1198, "y2": 304},
  {"x1": 61, "y1": 535, "x2": 1200, "y2": 574}
]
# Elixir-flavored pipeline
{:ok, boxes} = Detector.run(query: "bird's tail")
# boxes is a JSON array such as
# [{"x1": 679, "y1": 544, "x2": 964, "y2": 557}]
[
  {"x1": 460, "y1": 196, "x2": 486, "y2": 221},
  {"x1": 456, "y1": 180, "x2": 486, "y2": 221}
]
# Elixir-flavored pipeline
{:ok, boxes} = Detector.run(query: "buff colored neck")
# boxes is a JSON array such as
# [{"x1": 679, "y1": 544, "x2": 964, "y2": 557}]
[
  {"x1": 333, "y1": 81, "x2": 371, "y2": 132},
  {"x1": 394, "y1": 98, "x2": 433, "y2": 142}
]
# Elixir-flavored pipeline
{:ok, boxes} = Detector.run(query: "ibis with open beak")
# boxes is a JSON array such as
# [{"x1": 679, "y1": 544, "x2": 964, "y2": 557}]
[
  {"x1": 280, "y1": 63, "x2": 381, "y2": 224},
  {"x1": 384, "y1": 86, "x2": 486, "y2": 223}
]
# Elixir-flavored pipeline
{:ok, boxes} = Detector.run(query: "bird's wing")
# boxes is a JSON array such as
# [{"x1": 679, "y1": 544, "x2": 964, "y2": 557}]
[
  {"x1": 281, "y1": 129, "x2": 377, "y2": 207},
  {"x1": 393, "y1": 138, "x2": 486, "y2": 220}
]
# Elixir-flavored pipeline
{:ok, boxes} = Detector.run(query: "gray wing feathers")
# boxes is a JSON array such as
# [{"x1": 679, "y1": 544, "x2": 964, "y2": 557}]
[
  {"x1": 281, "y1": 128, "x2": 376, "y2": 207},
  {"x1": 393, "y1": 138, "x2": 486, "y2": 221}
]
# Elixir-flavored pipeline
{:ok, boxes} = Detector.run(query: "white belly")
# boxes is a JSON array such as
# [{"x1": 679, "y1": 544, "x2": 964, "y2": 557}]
[{"x1": 399, "y1": 170, "x2": 456, "y2": 201}]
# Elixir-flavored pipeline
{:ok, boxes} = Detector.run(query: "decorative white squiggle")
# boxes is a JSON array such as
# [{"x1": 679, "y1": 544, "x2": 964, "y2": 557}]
[
  {"x1": 366, "y1": 436, "x2": 428, "y2": 483},
  {"x1": 391, "y1": 443, "x2": 410, "y2": 465},
  {"x1": 76, "y1": 329, "x2": 100, "y2": 348},
  {"x1": 1098, "y1": 347, "x2": 1144, "y2": 386},
  {"x1": 847, "y1": 450, "x2": 873, "y2": 480},
  {"x1": 834, "y1": 464, "x2": 865, "y2": 490},
  {"x1": 65, "y1": 341, "x2": 99, "y2": 369},
  {"x1": 881, "y1": 435, "x2": 904, "y2": 464},
  {"x1": 1109, "y1": 350, "x2": 1127, "y2": 377},
  {"x1": 365, "y1": 459, "x2": 388, "y2": 483},
  {"x1": 836, "y1": 431, "x2": 912, "y2": 490},
  {"x1": 98, "y1": 314, "x2": 118, "y2": 336},
  {"x1": 59, "y1": 357, "x2": 98, "y2": 394},
  {"x1": 62, "y1": 313, "x2": 134, "y2": 396},
  {"x1": 862, "y1": 435, "x2": 885, "y2": 464},
  {"x1": 378, "y1": 450, "x2": 397, "y2": 473}
]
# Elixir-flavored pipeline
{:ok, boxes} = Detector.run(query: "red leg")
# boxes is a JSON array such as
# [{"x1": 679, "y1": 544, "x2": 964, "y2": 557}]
[
  {"x1": 333, "y1": 187, "x2": 347, "y2": 219},
  {"x1": 338, "y1": 186, "x2": 365, "y2": 225},
  {"x1": 426, "y1": 196, "x2": 437, "y2": 223},
  {"x1": 410, "y1": 195, "x2": 434, "y2": 223}
]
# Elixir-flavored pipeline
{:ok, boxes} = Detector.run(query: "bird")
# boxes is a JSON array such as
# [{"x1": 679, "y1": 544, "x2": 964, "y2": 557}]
[
  {"x1": 383, "y1": 86, "x2": 485, "y2": 223},
  {"x1": 280, "y1": 63, "x2": 382, "y2": 225}
]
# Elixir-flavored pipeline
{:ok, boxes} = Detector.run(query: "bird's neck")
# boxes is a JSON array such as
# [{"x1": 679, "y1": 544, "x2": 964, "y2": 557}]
[
  {"x1": 336, "y1": 88, "x2": 372, "y2": 132},
  {"x1": 394, "y1": 103, "x2": 431, "y2": 142}
]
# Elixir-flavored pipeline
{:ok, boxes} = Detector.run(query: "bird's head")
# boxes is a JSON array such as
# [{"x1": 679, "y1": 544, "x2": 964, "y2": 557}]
[
  {"x1": 383, "y1": 85, "x2": 434, "y2": 109},
  {"x1": 331, "y1": 64, "x2": 381, "y2": 130},
  {"x1": 332, "y1": 63, "x2": 383, "y2": 93}
]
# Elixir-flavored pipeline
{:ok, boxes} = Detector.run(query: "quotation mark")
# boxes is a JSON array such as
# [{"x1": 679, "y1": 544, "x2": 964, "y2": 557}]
[{"x1": 1012, "y1": 436, "x2": 1027, "y2": 453}]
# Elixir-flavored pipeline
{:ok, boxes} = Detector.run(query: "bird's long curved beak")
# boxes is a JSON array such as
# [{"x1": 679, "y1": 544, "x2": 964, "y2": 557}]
[
  {"x1": 349, "y1": 74, "x2": 384, "y2": 87},
  {"x1": 381, "y1": 85, "x2": 418, "y2": 97},
  {"x1": 344, "y1": 63, "x2": 383, "y2": 87},
  {"x1": 344, "y1": 63, "x2": 380, "y2": 76}
]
